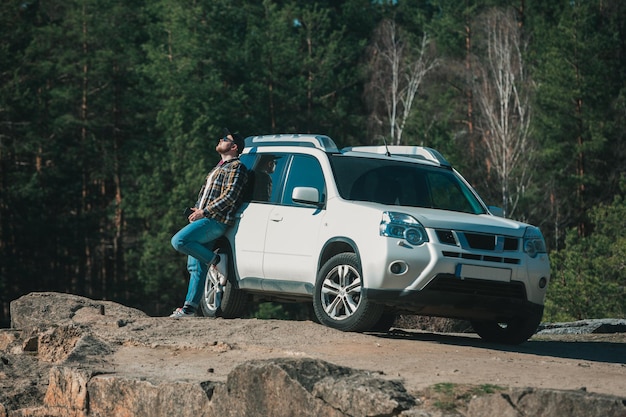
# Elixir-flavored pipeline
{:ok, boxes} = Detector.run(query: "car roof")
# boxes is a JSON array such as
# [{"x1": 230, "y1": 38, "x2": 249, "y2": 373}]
[
  {"x1": 243, "y1": 134, "x2": 451, "y2": 169},
  {"x1": 244, "y1": 134, "x2": 339, "y2": 152},
  {"x1": 341, "y1": 145, "x2": 451, "y2": 168}
]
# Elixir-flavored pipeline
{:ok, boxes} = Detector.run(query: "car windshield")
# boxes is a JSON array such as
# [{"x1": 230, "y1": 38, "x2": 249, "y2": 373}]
[{"x1": 329, "y1": 154, "x2": 486, "y2": 215}]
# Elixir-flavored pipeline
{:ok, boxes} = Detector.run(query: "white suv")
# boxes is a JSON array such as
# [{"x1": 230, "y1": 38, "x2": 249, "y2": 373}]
[{"x1": 201, "y1": 134, "x2": 550, "y2": 344}]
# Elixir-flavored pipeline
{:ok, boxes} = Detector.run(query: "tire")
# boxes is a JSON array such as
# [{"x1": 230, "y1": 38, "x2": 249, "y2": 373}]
[
  {"x1": 470, "y1": 309, "x2": 543, "y2": 345},
  {"x1": 313, "y1": 252, "x2": 383, "y2": 332},
  {"x1": 200, "y1": 247, "x2": 247, "y2": 318}
]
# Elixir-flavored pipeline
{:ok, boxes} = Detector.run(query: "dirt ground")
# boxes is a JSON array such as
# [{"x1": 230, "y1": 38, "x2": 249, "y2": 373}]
[{"x1": 71, "y1": 309, "x2": 626, "y2": 399}]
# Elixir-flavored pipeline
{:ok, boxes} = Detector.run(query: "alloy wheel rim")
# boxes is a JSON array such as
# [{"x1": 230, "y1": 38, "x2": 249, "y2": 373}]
[{"x1": 320, "y1": 264, "x2": 362, "y2": 321}]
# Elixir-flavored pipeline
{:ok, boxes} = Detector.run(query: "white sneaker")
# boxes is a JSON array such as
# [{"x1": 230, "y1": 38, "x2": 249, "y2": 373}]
[
  {"x1": 169, "y1": 307, "x2": 195, "y2": 318},
  {"x1": 209, "y1": 258, "x2": 227, "y2": 286}
]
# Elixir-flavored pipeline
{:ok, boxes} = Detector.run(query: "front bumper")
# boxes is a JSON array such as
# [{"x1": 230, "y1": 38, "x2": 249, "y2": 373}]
[{"x1": 364, "y1": 273, "x2": 544, "y2": 322}]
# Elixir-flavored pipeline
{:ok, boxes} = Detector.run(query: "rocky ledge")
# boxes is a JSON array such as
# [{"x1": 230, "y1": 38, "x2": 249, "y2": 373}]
[
  {"x1": 1, "y1": 292, "x2": 625, "y2": 417},
  {"x1": 537, "y1": 319, "x2": 626, "y2": 335}
]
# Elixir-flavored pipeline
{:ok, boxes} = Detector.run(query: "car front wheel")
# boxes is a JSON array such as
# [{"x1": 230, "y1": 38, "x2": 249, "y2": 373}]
[{"x1": 313, "y1": 252, "x2": 383, "y2": 332}]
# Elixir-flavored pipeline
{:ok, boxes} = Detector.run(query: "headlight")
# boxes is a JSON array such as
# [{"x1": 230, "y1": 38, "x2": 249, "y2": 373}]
[
  {"x1": 380, "y1": 212, "x2": 429, "y2": 246},
  {"x1": 523, "y1": 226, "x2": 547, "y2": 258}
]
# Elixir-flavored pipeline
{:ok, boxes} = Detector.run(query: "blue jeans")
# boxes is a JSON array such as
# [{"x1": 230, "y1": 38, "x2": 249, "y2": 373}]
[{"x1": 171, "y1": 218, "x2": 228, "y2": 309}]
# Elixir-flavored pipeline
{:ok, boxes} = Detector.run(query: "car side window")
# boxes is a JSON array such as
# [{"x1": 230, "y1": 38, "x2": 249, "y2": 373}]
[
  {"x1": 240, "y1": 153, "x2": 287, "y2": 203},
  {"x1": 282, "y1": 154, "x2": 325, "y2": 207}
]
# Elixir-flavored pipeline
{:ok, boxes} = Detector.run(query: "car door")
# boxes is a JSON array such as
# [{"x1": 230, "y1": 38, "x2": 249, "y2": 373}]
[
  {"x1": 231, "y1": 153, "x2": 287, "y2": 280},
  {"x1": 262, "y1": 154, "x2": 326, "y2": 283}
]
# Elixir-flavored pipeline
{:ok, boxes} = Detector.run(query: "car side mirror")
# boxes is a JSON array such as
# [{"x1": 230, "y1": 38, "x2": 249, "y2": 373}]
[
  {"x1": 488, "y1": 206, "x2": 504, "y2": 217},
  {"x1": 292, "y1": 187, "x2": 321, "y2": 206}
]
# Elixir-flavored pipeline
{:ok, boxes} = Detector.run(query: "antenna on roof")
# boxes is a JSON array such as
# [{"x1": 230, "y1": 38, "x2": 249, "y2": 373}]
[{"x1": 381, "y1": 136, "x2": 391, "y2": 157}]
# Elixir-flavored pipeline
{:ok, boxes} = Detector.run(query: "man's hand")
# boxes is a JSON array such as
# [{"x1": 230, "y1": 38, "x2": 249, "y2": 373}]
[{"x1": 188, "y1": 207, "x2": 205, "y2": 222}]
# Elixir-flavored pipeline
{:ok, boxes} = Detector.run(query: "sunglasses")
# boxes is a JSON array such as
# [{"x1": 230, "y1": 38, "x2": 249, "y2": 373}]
[{"x1": 220, "y1": 136, "x2": 234, "y2": 143}]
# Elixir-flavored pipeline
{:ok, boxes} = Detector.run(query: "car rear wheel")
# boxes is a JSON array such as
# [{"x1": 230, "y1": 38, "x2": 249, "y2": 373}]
[
  {"x1": 470, "y1": 309, "x2": 543, "y2": 345},
  {"x1": 313, "y1": 252, "x2": 383, "y2": 332},
  {"x1": 200, "y1": 248, "x2": 247, "y2": 318}
]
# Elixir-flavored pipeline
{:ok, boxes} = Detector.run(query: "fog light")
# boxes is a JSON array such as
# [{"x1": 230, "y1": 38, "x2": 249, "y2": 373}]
[
  {"x1": 389, "y1": 261, "x2": 408, "y2": 275},
  {"x1": 538, "y1": 277, "x2": 547, "y2": 289}
]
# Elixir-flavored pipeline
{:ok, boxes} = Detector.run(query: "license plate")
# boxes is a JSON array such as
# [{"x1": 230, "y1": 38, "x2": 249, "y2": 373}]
[{"x1": 456, "y1": 264, "x2": 512, "y2": 282}]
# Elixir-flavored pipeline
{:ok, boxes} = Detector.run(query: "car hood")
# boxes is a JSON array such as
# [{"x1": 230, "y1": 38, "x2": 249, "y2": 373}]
[
  {"x1": 343, "y1": 201, "x2": 530, "y2": 237},
  {"x1": 404, "y1": 207, "x2": 528, "y2": 237}
]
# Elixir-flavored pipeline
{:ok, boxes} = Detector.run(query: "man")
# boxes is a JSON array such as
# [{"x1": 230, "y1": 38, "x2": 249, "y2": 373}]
[{"x1": 169, "y1": 128, "x2": 248, "y2": 318}]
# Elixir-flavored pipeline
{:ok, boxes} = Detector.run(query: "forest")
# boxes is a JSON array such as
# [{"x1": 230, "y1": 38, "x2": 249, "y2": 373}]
[{"x1": 1, "y1": 0, "x2": 624, "y2": 326}]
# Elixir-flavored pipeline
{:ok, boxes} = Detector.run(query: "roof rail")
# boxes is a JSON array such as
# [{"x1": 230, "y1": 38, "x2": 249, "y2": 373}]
[
  {"x1": 342, "y1": 145, "x2": 451, "y2": 168},
  {"x1": 245, "y1": 134, "x2": 339, "y2": 152}
]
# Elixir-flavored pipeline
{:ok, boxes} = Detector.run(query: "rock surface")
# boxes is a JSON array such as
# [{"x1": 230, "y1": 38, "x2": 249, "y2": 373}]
[
  {"x1": 1, "y1": 292, "x2": 626, "y2": 417},
  {"x1": 537, "y1": 318, "x2": 626, "y2": 335}
]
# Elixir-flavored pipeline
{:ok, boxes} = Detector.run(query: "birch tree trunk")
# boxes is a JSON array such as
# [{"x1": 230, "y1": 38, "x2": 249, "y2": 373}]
[
  {"x1": 473, "y1": 8, "x2": 533, "y2": 217},
  {"x1": 366, "y1": 19, "x2": 438, "y2": 145}
]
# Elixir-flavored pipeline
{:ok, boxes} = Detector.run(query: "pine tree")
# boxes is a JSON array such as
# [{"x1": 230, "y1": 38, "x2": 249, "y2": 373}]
[
  {"x1": 546, "y1": 192, "x2": 626, "y2": 321},
  {"x1": 531, "y1": 0, "x2": 626, "y2": 248}
]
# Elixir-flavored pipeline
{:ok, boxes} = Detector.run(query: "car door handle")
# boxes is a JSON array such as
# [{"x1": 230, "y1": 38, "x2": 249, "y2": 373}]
[{"x1": 270, "y1": 213, "x2": 283, "y2": 222}]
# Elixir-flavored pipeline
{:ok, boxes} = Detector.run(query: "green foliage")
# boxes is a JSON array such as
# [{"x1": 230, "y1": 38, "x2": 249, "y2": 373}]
[
  {"x1": 530, "y1": 0, "x2": 626, "y2": 249},
  {"x1": 249, "y1": 302, "x2": 312, "y2": 321},
  {"x1": 250, "y1": 302, "x2": 291, "y2": 320},
  {"x1": 429, "y1": 382, "x2": 505, "y2": 411},
  {"x1": 433, "y1": 382, "x2": 456, "y2": 395},
  {"x1": 545, "y1": 193, "x2": 626, "y2": 321}
]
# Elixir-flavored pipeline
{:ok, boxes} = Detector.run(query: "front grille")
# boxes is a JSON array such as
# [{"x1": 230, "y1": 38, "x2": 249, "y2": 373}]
[
  {"x1": 442, "y1": 251, "x2": 520, "y2": 265},
  {"x1": 436, "y1": 230, "x2": 520, "y2": 252},
  {"x1": 436, "y1": 230, "x2": 456, "y2": 245},
  {"x1": 504, "y1": 238, "x2": 518, "y2": 250},
  {"x1": 425, "y1": 274, "x2": 527, "y2": 299},
  {"x1": 465, "y1": 233, "x2": 495, "y2": 250}
]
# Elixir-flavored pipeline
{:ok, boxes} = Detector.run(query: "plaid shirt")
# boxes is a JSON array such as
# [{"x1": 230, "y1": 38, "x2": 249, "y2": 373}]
[{"x1": 195, "y1": 158, "x2": 248, "y2": 226}]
